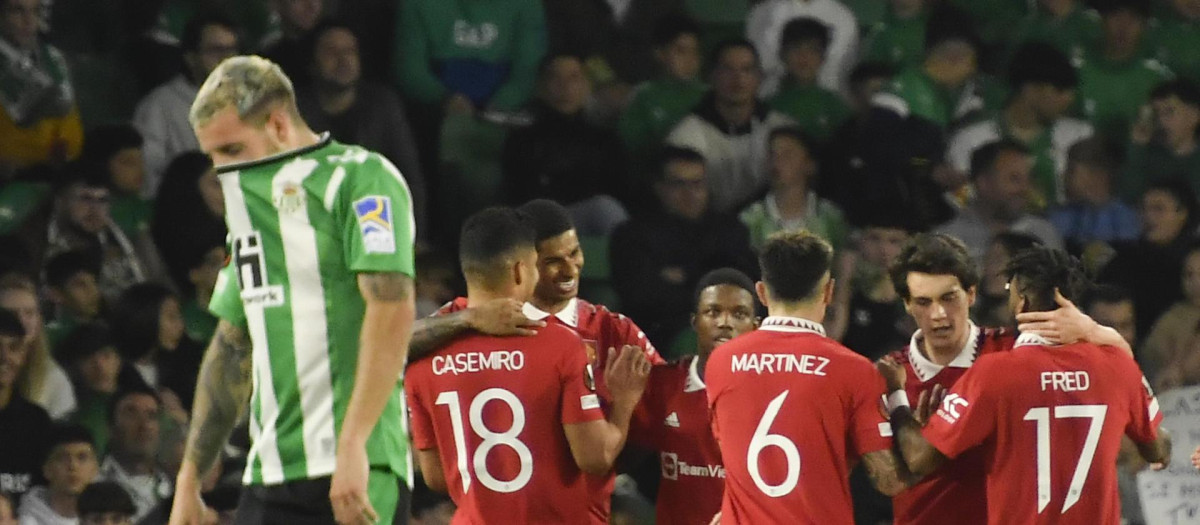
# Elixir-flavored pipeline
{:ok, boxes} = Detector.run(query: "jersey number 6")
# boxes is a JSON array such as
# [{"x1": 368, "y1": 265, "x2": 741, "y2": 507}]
[
  {"x1": 436, "y1": 388, "x2": 534, "y2": 494},
  {"x1": 748, "y1": 390, "x2": 801, "y2": 497}
]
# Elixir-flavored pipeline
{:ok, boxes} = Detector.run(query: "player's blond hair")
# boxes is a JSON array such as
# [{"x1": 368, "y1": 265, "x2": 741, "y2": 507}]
[{"x1": 189, "y1": 55, "x2": 300, "y2": 129}]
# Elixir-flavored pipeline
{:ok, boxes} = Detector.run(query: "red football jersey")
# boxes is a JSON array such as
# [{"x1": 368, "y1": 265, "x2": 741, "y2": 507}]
[
  {"x1": 923, "y1": 334, "x2": 1163, "y2": 525},
  {"x1": 629, "y1": 357, "x2": 724, "y2": 525},
  {"x1": 405, "y1": 324, "x2": 605, "y2": 524},
  {"x1": 705, "y1": 317, "x2": 892, "y2": 525},
  {"x1": 436, "y1": 297, "x2": 663, "y2": 522},
  {"x1": 889, "y1": 324, "x2": 1015, "y2": 525}
]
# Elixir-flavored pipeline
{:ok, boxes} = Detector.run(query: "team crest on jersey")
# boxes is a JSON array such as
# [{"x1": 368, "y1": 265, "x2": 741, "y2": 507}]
[
  {"x1": 353, "y1": 196, "x2": 395, "y2": 254},
  {"x1": 273, "y1": 180, "x2": 305, "y2": 214},
  {"x1": 583, "y1": 339, "x2": 598, "y2": 365}
]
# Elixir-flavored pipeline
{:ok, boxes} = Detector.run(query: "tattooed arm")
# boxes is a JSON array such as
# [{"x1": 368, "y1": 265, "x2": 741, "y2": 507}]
[
  {"x1": 169, "y1": 321, "x2": 253, "y2": 525},
  {"x1": 329, "y1": 271, "x2": 416, "y2": 524},
  {"x1": 408, "y1": 298, "x2": 543, "y2": 363},
  {"x1": 861, "y1": 449, "x2": 912, "y2": 496}
]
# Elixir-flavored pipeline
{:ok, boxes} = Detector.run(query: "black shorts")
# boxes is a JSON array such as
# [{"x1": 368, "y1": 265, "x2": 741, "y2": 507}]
[{"x1": 233, "y1": 470, "x2": 411, "y2": 525}]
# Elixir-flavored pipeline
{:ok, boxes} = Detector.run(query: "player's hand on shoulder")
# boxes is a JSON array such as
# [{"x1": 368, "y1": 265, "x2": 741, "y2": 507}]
[
  {"x1": 915, "y1": 384, "x2": 946, "y2": 427},
  {"x1": 468, "y1": 298, "x2": 545, "y2": 336},
  {"x1": 1014, "y1": 288, "x2": 1087, "y2": 345},
  {"x1": 875, "y1": 355, "x2": 906, "y2": 393},
  {"x1": 605, "y1": 345, "x2": 652, "y2": 404}
]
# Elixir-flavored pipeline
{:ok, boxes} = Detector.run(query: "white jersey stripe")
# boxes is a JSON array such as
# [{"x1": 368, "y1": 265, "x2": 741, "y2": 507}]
[
  {"x1": 323, "y1": 166, "x2": 347, "y2": 212},
  {"x1": 274, "y1": 159, "x2": 338, "y2": 478},
  {"x1": 220, "y1": 170, "x2": 286, "y2": 484}
]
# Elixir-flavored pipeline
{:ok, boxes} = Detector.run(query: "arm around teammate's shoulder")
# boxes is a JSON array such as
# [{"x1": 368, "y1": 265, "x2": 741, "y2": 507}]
[
  {"x1": 408, "y1": 299, "x2": 545, "y2": 363},
  {"x1": 564, "y1": 345, "x2": 651, "y2": 474}
]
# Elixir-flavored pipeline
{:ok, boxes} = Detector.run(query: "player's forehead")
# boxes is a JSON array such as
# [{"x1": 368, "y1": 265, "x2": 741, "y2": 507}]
[
  {"x1": 536, "y1": 229, "x2": 580, "y2": 260},
  {"x1": 698, "y1": 284, "x2": 754, "y2": 309},
  {"x1": 906, "y1": 272, "x2": 966, "y2": 298},
  {"x1": 194, "y1": 107, "x2": 254, "y2": 151}
]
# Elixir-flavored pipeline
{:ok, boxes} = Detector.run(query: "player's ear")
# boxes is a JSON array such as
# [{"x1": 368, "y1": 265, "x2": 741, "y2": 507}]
[
  {"x1": 965, "y1": 285, "x2": 977, "y2": 307},
  {"x1": 755, "y1": 281, "x2": 770, "y2": 308},
  {"x1": 690, "y1": 313, "x2": 697, "y2": 330},
  {"x1": 822, "y1": 276, "x2": 835, "y2": 305}
]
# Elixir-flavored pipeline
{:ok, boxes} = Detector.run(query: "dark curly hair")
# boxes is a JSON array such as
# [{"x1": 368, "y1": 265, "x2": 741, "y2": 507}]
[{"x1": 1004, "y1": 246, "x2": 1091, "y2": 312}]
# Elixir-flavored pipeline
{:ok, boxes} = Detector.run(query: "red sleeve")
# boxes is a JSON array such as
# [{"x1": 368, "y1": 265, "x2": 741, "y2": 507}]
[
  {"x1": 560, "y1": 334, "x2": 606, "y2": 425},
  {"x1": 612, "y1": 312, "x2": 665, "y2": 365},
  {"x1": 1125, "y1": 368, "x2": 1163, "y2": 445},
  {"x1": 922, "y1": 357, "x2": 1000, "y2": 459},
  {"x1": 849, "y1": 361, "x2": 892, "y2": 456},
  {"x1": 404, "y1": 365, "x2": 437, "y2": 450}
]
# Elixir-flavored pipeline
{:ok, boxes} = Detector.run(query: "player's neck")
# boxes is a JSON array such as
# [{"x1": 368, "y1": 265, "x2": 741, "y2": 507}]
[
  {"x1": 529, "y1": 296, "x2": 571, "y2": 316},
  {"x1": 766, "y1": 303, "x2": 825, "y2": 326},
  {"x1": 919, "y1": 331, "x2": 971, "y2": 366},
  {"x1": 465, "y1": 287, "x2": 521, "y2": 308}
]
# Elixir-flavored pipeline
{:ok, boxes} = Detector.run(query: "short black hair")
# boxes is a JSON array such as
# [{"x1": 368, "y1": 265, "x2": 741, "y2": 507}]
[
  {"x1": 991, "y1": 232, "x2": 1042, "y2": 257},
  {"x1": 45, "y1": 250, "x2": 101, "y2": 290},
  {"x1": 924, "y1": 6, "x2": 979, "y2": 55},
  {"x1": 1150, "y1": 78, "x2": 1200, "y2": 108},
  {"x1": 758, "y1": 231, "x2": 834, "y2": 303},
  {"x1": 81, "y1": 124, "x2": 143, "y2": 168},
  {"x1": 707, "y1": 38, "x2": 760, "y2": 72},
  {"x1": 849, "y1": 61, "x2": 895, "y2": 88},
  {"x1": 1004, "y1": 246, "x2": 1090, "y2": 312},
  {"x1": 307, "y1": 18, "x2": 359, "y2": 61},
  {"x1": 768, "y1": 126, "x2": 817, "y2": 154},
  {"x1": 78, "y1": 481, "x2": 137, "y2": 517},
  {"x1": 110, "y1": 283, "x2": 177, "y2": 362},
  {"x1": 693, "y1": 268, "x2": 757, "y2": 308},
  {"x1": 1144, "y1": 177, "x2": 1200, "y2": 233},
  {"x1": 1096, "y1": 0, "x2": 1150, "y2": 17},
  {"x1": 57, "y1": 322, "x2": 116, "y2": 365},
  {"x1": 1083, "y1": 284, "x2": 1133, "y2": 311},
  {"x1": 0, "y1": 308, "x2": 24, "y2": 340},
  {"x1": 779, "y1": 17, "x2": 831, "y2": 54},
  {"x1": 889, "y1": 233, "x2": 980, "y2": 300},
  {"x1": 1008, "y1": 42, "x2": 1077, "y2": 90},
  {"x1": 1066, "y1": 137, "x2": 1119, "y2": 176},
  {"x1": 651, "y1": 13, "x2": 700, "y2": 48},
  {"x1": 181, "y1": 11, "x2": 239, "y2": 53},
  {"x1": 969, "y1": 139, "x2": 1031, "y2": 180},
  {"x1": 45, "y1": 423, "x2": 94, "y2": 458},
  {"x1": 517, "y1": 199, "x2": 575, "y2": 243},
  {"x1": 458, "y1": 207, "x2": 536, "y2": 281},
  {"x1": 107, "y1": 384, "x2": 160, "y2": 427},
  {"x1": 658, "y1": 145, "x2": 706, "y2": 178}
]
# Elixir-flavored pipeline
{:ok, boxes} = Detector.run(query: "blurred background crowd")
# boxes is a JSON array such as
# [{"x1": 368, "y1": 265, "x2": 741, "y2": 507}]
[{"x1": 1, "y1": 0, "x2": 1199, "y2": 523}]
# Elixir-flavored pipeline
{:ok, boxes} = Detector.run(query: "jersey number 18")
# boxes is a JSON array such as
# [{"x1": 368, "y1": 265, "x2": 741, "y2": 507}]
[{"x1": 436, "y1": 389, "x2": 534, "y2": 494}]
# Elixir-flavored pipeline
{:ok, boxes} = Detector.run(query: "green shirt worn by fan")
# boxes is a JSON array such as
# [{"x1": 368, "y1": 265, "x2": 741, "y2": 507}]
[{"x1": 209, "y1": 135, "x2": 415, "y2": 487}]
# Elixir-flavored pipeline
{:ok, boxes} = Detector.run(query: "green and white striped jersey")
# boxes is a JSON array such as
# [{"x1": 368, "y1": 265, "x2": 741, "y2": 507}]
[{"x1": 209, "y1": 134, "x2": 414, "y2": 486}]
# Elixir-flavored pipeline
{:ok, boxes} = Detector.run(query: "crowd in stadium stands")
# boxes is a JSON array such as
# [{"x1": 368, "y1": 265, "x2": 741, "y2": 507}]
[{"x1": 0, "y1": 0, "x2": 1199, "y2": 523}]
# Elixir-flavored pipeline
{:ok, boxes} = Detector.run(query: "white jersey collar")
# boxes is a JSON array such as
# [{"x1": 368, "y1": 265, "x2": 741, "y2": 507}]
[
  {"x1": 1015, "y1": 332, "x2": 1057, "y2": 348},
  {"x1": 684, "y1": 355, "x2": 706, "y2": 393},
  {"x1": 759, "y1": 316, "x2": 827, "y2": 337},
  {"x1": 907, "y1": 323, "x2": 981, "y2": 382},
  {"x1": 522, "y1": 297, "x2": 579, "y2": 327}
]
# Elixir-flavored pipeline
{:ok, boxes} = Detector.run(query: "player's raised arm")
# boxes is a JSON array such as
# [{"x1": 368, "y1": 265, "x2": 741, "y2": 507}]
[
  {"x1": 564, "y1": 345, "x2": 651, "y2": 474},
  {"x1": 407, "y1": 298, "x2": 544, "y2": 362},
  {"x1": 170, "y1": 320, "x2": 253, "y2": 525},
  {"x1": 876, "y1": 356, "x2": 948, "y2": 479}
]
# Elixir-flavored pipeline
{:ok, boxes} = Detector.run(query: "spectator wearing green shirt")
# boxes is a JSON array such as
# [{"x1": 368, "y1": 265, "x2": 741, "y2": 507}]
[
  {"x1": 768, "y1": 18, "x2": 851, "y2": 144},
  {"x1": 1077, "y1": 0, "x2": 1173, "y2": 142},
  {"x1": 1008, "y1": 0, "x2": 1102, "y2": 64},
  {"x1": 179, "y1": 243, "x2": 223, "y2": 345},
  {"x1": 1150, "y1": 0, "x2": 1200, "y2": 83},
  {"x1": 857, "y1": 10, "x2": 981, "y2": 230},
  {"x1": 618, "y1": 14, "x2": 706, "y2": 176},
  {"x1": 395, "y1": 0, "x2": 547, "y2": 114},
  {"x1": 43, "y1": 251, "x2": 102, "y2": 350},
  {"x1": 1124, "y1": 79, "x2": 1200, "y2": 199},
  {"x1": 740, "y1": 127, "x2": 848, "y2": 251},
  {"x1": 78, "y1": 125, "x2": 151, "y2": 242},
  {"x1": 947, "y1": 43, "x2": 1092, "y2": 207},
  {"x1": 862, "y1": 0, "x2": 929, "y2": 70}
]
